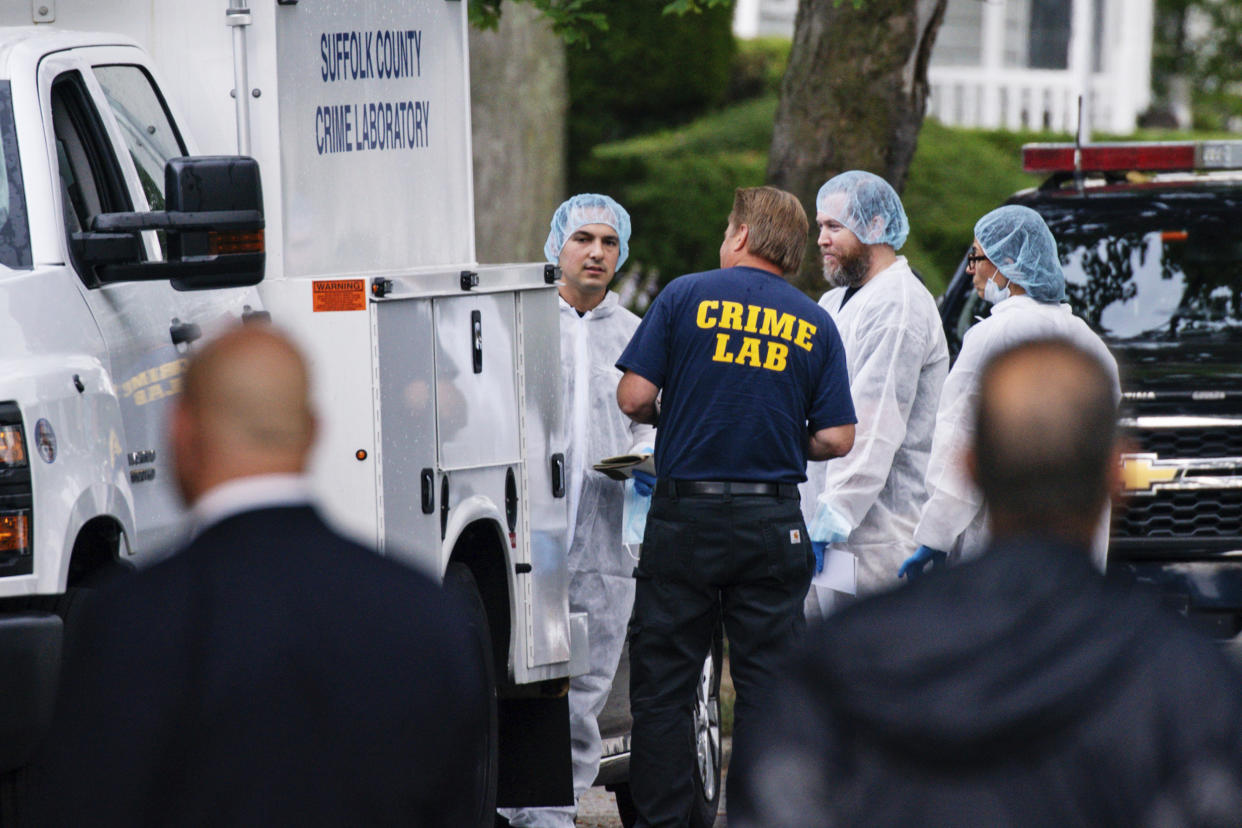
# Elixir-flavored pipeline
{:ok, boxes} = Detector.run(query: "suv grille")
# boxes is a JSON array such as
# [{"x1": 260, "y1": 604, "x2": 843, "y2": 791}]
[
  {"x1": 1115, "y1": 488, "x2": 1242, "y2": 540},
  {"x1": 1116, "y1": 422, "x2": 1242, "y2": 544},
  {"x1": 1133, "y1": 428, "x2": 1242, "y2": 459}
]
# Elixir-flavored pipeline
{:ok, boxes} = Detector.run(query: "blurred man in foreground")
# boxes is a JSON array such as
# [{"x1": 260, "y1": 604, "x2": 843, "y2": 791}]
[
  {"x1": 37, "y1": 325, "x2": 488, "y2": 827},
  {"x1": 729, "y1": 338, "x2": 1242, "y2": 828}
]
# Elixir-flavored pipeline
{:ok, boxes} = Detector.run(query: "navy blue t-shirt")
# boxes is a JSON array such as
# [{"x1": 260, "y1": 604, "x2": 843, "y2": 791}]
[{"x1": 617, "y1": 266, "x2": 855, "y2": 483}]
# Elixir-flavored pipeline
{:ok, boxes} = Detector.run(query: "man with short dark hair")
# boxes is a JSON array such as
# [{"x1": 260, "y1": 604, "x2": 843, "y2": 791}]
[
  {"x1": 728, "y1": 338, "x2": 1242, "y2": 828},
  {"x1": 616, "y1": 185, "x2": 856, "y2": 827},
  {"x1": 500, "y1": 194, "x2": 655, "y2": 828}
]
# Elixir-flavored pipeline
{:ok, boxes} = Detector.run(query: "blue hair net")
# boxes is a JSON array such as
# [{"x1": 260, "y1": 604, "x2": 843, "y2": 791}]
[
  {"x1": 544, "y1": 194, "x2": 632, "y2": 269},
  {"x1": 974, "y1": 205, "x2": 1066, "y2": 303},
  {"x1": 815, "y1": 170, "x2": 909, "y2": 250}
]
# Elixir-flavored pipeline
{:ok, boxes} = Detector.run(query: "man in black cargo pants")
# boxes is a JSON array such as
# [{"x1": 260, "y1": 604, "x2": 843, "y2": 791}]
[{"x1": 616, "y1": 186, "x2": 856, "y2": 827}]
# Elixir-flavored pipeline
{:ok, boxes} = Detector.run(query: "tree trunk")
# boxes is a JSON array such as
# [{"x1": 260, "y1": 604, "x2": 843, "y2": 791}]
[
  {"x1": 767, "y1": 0, "x2": 947, "y2": 292},
  {"x1": 470, "y1": 4, "x2": 567, "y2": 263}
]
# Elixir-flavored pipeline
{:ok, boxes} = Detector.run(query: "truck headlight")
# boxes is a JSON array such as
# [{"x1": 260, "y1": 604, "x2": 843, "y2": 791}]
[
  {"x1": 0, "y1": 404, "x2": 33, "y2": 575},
  {"x1": 0, "y1": 511, "x2": 30, "y2": 556},
  {"x1": 0, "y1": 423, "x2": 26, "y2": 468}
]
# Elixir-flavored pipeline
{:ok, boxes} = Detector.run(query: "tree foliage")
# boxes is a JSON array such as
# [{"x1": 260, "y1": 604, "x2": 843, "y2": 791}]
[
  {"x1": 1153, "y1": 0, "x2": 1242, "y2": 129},
  {"x1": 768, "y1": 0, "x2": 948, "y2": 292},
  {"x1": 565, "y1": 0, "x2": 737, "y2": 175}
]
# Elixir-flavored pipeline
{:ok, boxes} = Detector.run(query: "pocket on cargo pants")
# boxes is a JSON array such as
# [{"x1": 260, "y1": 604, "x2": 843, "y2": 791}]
[{"x1": 762, "y1": 518, "x2": 814, "y2": 581}]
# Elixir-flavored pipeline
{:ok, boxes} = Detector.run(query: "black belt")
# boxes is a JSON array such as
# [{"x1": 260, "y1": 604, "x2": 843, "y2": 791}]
[{"x1": 655, "y1": 479, "x2": 800, "y2": 499}]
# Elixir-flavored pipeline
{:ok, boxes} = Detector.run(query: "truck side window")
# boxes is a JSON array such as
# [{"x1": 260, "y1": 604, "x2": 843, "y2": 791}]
[
  {"x1": 51, "y1": 73, "x2": 136, "y2": 282},
  {"x1": 51, "y1": 73, "x2": 132, "y2": 230},
  {"x1": 92, "y1": 65, "x2": 187, "y2": 212},
  {"x1": 0, "y1": 80, "x2": 32, "y2": 270}
]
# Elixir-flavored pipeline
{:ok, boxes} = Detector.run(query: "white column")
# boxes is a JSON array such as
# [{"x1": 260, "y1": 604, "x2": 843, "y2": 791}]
[
  {"x1": 979, "y1": 0, "x2": 1006, "y2": 128},
  {"x1": 733, "y1": 0, "x2": 760, "y2": 38},
  {"x1": 1114, "y1": 0, "x2": 1154, "y2": 132},
  {"x1": 1069, "y1": 0, "x2": 1094, "y2": 140}
]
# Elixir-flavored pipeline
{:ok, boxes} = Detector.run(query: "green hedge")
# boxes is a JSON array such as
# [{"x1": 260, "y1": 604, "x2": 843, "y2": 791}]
[{"x1": 583, "y1": 96, "x2": 1056, "y2": 301}]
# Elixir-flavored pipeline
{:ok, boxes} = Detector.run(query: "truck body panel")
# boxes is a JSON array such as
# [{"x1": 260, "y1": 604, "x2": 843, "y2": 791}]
[{"x1": 0, "y1": 0, "x2": 577, "y2": 794}]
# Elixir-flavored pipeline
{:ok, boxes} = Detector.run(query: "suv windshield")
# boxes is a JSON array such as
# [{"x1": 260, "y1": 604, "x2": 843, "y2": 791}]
[
  {"x1": 1060, "y1": 223, "x2": 1242, "y2": 342},
  {"x1": 947, "y1": 192, "x2": 1242, "y2": 348}
]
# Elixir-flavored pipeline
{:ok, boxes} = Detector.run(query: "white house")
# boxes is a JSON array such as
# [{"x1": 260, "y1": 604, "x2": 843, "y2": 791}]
[{"x1": 733, "y1": 0, "x2": 1155, "y2": 135}]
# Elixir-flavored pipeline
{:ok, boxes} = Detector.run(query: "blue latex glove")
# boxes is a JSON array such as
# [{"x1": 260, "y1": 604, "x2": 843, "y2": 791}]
[
  {"x1": 631, "y1": 470, "x2": 655, "y2": 498},
  {"x1": 811, "y1": 541, "x2": 827, "y2": 574},
  {"x1": 808, "y1": 500, "x2": 851, "y2": 544},
  {"x1": 898, "y1": 545, "x2": 947, "y2": 580}
]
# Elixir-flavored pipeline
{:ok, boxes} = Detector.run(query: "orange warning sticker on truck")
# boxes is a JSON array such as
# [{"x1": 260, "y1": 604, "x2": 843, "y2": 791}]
[{"x1": 312, "y1": 279, "x2": 367, "y2": 312}]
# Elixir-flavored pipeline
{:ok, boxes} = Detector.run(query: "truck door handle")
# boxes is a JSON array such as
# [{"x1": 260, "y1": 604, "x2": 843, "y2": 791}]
[
  {"x1": 551, "y1": 453, "x2": 566, "y2": 498},
  {"x1": 242, "y1": 305, "x2": 271, "y2": 325},
  {"x1": 170, "y1": 319, "x2": 202, "y2": 347},
  {"x1": 420, "y1": 468, "x2": 435, "y2": 514},
  {"x1": 471, "y1": 310, "x2": 483, "y2": 374}
]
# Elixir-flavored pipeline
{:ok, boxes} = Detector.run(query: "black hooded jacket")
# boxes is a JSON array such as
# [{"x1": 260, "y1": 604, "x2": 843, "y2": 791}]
[{"x1": 728, "y1": 537, "x2": 1242, "y2": 827}]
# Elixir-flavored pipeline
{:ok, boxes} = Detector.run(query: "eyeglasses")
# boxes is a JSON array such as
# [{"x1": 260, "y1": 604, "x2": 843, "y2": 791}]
[{"x1": 966, "y1": 252, "x2": 989, "y2": 268}]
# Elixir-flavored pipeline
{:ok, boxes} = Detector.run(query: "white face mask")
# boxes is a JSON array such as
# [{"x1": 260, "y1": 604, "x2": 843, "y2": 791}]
[{"x1": 983, "y1": 274, "x2": 1011, "y2": 304}]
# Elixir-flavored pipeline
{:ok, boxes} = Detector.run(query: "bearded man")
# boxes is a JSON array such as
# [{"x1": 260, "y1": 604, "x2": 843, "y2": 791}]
[{"x1": 802, "y1": 171, "x2": 949, "y2": 613}]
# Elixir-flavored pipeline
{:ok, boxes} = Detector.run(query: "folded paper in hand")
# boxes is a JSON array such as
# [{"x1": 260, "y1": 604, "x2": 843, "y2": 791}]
[{"x1": 593, "y1": 452, "x2": 655, "y2": 481}]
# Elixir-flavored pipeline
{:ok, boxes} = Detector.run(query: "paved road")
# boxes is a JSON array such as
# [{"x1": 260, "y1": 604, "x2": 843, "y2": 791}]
[{"x1": 575, "y1": 739, "x2": 731, "y2": 827}]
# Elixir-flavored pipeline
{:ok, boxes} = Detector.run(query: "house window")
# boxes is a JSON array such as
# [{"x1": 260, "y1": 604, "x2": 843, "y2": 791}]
[
  {"x1": 930, "y1": 0, "x2": 984, "y2": 67},
  {"x1": 1029, "y1": 0, "x2": 1071, "y2": 69}
]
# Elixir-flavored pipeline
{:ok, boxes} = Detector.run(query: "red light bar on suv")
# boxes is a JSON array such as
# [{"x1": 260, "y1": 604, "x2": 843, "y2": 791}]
[{"x1": 1022, "y1": 141, "x2": 1242, "y2": 174}]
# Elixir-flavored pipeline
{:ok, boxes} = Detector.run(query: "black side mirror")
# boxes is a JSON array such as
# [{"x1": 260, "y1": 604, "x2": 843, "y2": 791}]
[
  {"x1": 164, "y1": 156, "x2": 263, "y2": 290},
  {"x1": 74, "y1": 156, "x2": 265, "y2": 290}
]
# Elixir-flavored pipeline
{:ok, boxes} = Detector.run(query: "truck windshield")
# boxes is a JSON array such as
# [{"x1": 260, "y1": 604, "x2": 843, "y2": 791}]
[
  {"x1": 1060, "y1": 222, "x2": 1242, "y2": 342},
  {"x1": 0, "y1": 81, "x2": 32, "y2": 270}
]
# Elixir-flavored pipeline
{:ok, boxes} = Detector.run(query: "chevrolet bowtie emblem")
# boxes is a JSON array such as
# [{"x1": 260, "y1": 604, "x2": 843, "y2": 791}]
[{"x1": 1121, "y1": 454, "x2": 1183, "y2": 493}]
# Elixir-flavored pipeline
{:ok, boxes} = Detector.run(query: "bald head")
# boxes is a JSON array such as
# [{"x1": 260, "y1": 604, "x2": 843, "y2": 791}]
[
  {"x1": 171, "y1": 325, "x2": 317, "y2": 506},
  {"x1": 972, "y1": 339, "x2": 1118, "y2": 544}
]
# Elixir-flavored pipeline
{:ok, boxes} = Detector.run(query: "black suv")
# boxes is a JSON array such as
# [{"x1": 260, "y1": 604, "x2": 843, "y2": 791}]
[{"x1": 939, "y1": 141, "x2": 1242, "y2": 638}]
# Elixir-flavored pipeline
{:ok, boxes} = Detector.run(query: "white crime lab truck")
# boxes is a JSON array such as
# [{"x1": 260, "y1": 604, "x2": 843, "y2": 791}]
[{"x1": 0, "y1": 0, "x2": 583, "y2": 820}]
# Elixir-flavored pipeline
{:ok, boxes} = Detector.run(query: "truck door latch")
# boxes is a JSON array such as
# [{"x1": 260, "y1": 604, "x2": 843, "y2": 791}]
[
  {"x1": 242, "y1": 305, "x2": 271, "y2": 324},
  {"x1": 551, "y1": 453, "x2": 566, "y2": 498},
  {"x1": 471, "y1": 310, "x2": 483, "y2": 374},
  {"x1": 170, "y1": 319, "x2": 202, "y2": 347},
  {"x1": 420, "y1": 468, "x2": 435, "y2": 514},
  {"x1": 460, "y1": 270, "x2": 479, "y2": 291}
]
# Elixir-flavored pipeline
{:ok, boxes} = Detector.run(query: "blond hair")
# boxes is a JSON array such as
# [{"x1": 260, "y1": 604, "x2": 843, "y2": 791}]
[{"x1": 728, "y1": 186, "x2": 809, "y2": 275}]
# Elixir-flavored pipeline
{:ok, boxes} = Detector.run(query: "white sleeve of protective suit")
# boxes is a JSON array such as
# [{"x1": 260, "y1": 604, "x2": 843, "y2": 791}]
[
  {"x1": 818, "y1": 320, "x2": 933, "y2": 531},
  {"x1": 913, "y1": 327, "x2": 990, "y2": 553},
  {"x1": 627, "y1": 421, "x2": 657, "y2": 457}
]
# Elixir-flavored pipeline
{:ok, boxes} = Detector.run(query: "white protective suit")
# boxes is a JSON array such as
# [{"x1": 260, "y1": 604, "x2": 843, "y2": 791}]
[
  {"x1": 800, "y1": 258, "x2": 949, "y2": 606},
  {"x1": 505, "y1": 291, "x2": 654, "y2": 828},
  {"x1": 913, "y1": 294, "x2": 1120, "y2": 568}
]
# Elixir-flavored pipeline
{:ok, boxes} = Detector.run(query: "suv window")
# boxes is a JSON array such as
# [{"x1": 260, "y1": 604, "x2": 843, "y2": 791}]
[
  {"x1": 944, "y1": 192, "x2": 1242, "y2": 348},
  {"x1": 0, "y1": 81, "x2": 31, "y2": 270},
  {"x1": 1049, "y1": 200, "x2": 1242, "y2": 342},
  {"x1": 92, "y1": 65, "x2": 186, "y2": 211}
]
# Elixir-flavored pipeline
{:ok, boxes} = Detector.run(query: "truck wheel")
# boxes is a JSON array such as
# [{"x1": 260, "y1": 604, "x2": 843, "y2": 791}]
[
  {"x1": 0, "y1": 586, "x2": 96, "y2": 826},
  {"x1": 613, "y1": 628, "x2": 723, "y2": 828},
  {"x1": 443, "y1": 563, "x2": 499, "y2": 828}
]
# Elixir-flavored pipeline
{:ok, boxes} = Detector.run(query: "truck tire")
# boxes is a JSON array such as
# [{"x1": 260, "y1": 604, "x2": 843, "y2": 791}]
[
  {"x1": 0, "y1": 586, "x2": 95, "y2": 827},
  {"x1": 442, "y1": 563, "x2": 500, "y2": 828},
  {"x1": 614, "y1": 628, "x2": 724, "y2": 828}
]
